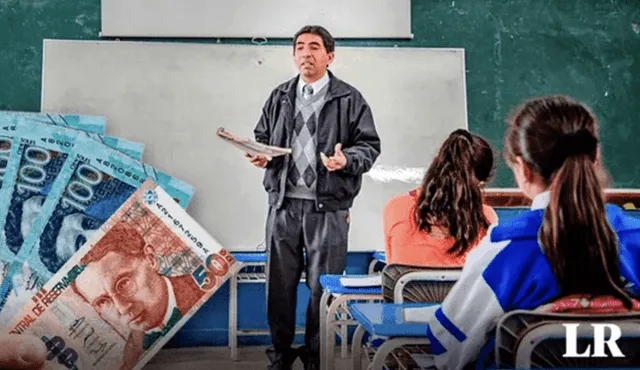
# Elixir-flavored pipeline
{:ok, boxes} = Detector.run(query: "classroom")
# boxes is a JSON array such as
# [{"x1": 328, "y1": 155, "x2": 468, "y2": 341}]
[{"x1": 0, "y1": 0, "x2": 639, "y2": 369}]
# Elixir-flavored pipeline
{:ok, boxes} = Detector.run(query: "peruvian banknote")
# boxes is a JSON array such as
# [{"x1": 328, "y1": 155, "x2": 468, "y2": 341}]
[
  {"x1": 0, "y1": 134, "x2": 193, "y2": 324},
  {"x1": 0, "y1": 111, "x2": 106, "y2": 189},
  {"x1": 0, "y1": 120, "x2": 145, "y2": 277},
  {"x1": 5, "y1": 179, "x2": 237, "y2": 370},
  {"x1": 0, "y1": 111, "x2": 106, "y2": 135},
  {"x1": 0, "y1": 115, "x2": 110, "y2": 292}
]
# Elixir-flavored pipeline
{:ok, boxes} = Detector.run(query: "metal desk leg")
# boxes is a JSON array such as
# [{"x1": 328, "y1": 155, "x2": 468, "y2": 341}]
[
  {"x1": 324, "y1": 294, "x2": 383, "y2": 370},
  {"x1": 370, "y1": 338, "x2": 430, "y2": 370},
  {"x1": 368, "y1": 259, "x2": 378, "y2": 274},
  {"x1": 340, "y1": 310, "x2": 349, "y2": 358},
  {"x1": 352, "y1": 324, "x2": 367, "y2": 370},
  {"x1": 228, "y1": 268, "x2": 239, "y2": 360},
  {"x1": 319, "y1": 290, "x2": 331, "y2": 370},
  {"x1": 325, "y1": 296, "x2": 348, "y2": 370}
]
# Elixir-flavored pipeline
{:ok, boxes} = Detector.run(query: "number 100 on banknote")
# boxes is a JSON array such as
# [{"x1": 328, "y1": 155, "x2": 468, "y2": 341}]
[{"x1": 5, "y1": 179, "x2": 240, "y2": 370}]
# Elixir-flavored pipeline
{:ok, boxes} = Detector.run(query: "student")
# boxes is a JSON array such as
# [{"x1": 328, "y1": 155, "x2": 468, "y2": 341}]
[
  {"x1": 424, "y1": 95, "x2": 640, "y2": 370},
  {"x1": 383, "y1": 129, "x2": 498, "y2": 267}
]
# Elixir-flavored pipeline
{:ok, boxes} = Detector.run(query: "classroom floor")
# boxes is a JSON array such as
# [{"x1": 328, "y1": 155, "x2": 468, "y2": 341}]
[{"x1": 144, "y1": 346, "x2": 353, "y2": 370}]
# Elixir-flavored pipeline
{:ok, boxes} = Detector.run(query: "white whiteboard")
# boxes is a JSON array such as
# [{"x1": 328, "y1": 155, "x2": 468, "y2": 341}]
[
  {"x1": 100, "y1": 0, "x2": 412, "y2": 39},
  {"x1": 41, "y1": 39, "x2": 468, "y2": 252}
]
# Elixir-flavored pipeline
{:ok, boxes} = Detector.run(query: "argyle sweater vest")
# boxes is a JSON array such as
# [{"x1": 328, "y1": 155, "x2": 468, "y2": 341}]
[{"x1": 285, "y1": 84, "x2": 329, "y2": 200}]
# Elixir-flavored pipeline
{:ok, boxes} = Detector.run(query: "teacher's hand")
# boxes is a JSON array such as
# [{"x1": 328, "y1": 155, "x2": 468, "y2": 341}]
[
  {"x1": 0, "y1": 334, "x2": 47, "y2": 369},
  {"x1": 321, "y1": 143, "x2": 347, "y2": 172},
  {"x1": 245, "y1": 153, "x2": 270, "y2": 168}
]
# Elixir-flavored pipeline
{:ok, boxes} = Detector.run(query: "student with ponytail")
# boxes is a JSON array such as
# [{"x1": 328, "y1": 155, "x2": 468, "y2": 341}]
[
  {"x1": 422, "y1": 95, "x2": 640, "y2": 370},
  {"x1": 383, "y1": 129, "x2": 498, "y2": 267}
]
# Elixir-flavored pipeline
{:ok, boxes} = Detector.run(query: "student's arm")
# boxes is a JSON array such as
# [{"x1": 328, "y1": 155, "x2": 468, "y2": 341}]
[
  {"x1": 382, "y1": 199, "x2": 397, "y2": 262},
  {"x1": 427, "y1": 235, "x2": 560, "y2": 370},
  {"x1": 426, "y1": 238, "x2": 510, "y2": 370},
  {"x1": 382, "y1": 195, "x2": 414, "y2": 264},
  {"x1": 483, "y1": 205, "x2": 499, "y2": 225}
]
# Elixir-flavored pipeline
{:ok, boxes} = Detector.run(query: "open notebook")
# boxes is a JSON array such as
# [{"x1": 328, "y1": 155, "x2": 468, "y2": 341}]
[{"x1": 339, "y1": 275, "x2": 382, "y2": 287}]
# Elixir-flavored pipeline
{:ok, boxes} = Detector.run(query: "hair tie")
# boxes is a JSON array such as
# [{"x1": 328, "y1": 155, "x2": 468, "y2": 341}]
[
  {"x1": 555, "y1": 129, "x2": 598, "y2": 159},
  {"x1": 452, "y1": 129, "x2": 473, "y2": 142}
]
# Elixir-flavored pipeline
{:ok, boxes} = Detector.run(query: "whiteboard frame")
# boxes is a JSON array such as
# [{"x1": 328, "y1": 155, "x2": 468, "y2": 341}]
[{"x1": 99, "y1": 0, "x2": 413, "y2": 39}]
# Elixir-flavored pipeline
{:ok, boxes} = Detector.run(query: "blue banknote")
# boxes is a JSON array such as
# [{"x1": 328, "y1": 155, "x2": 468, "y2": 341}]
[
  {"x1": 0, "y1": 111, "x2": 106, "y2": 189},
  {"x1": 0, "y1": 134, "x2": 193, "y2": 322},
  {"x1": 0, "y1": 134, "x2": 11, "y2": 189},
  {"x1": 0, "y1": 111, "x2": 106, "y2": 134},
  {"x1": 0, "y1": 121, "x2": 144, "y2": 273},
  {"x1": 0, "y1": 114, "x2": 108, "y2": 287}
]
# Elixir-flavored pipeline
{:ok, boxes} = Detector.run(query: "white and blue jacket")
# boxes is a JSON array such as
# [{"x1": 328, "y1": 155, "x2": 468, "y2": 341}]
[{"x1": 425, "y1": 191, "x2": 640, "y2": 370}]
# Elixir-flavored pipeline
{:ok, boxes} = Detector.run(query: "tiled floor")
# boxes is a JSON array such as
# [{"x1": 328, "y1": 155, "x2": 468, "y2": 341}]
[{"x1": 144, "y1": 346, "x2": 353, "y2": 370}]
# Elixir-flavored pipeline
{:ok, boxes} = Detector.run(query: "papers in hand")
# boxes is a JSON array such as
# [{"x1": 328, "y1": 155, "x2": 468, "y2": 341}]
[
  {"x1": 403, "y1": 305, "x2": 439, "y2": 323},
  {"x1": 339, "y1": 275, "x2": 381, "y2": 287},
  {"x1": 217, "y1": 127, "x2": 291, "y2": 158}
]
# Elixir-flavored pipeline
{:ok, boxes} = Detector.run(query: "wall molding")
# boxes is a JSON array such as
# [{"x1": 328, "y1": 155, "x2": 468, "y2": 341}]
[{"x1": 484, "y1": 189, "x2": 640, "y2": 209}]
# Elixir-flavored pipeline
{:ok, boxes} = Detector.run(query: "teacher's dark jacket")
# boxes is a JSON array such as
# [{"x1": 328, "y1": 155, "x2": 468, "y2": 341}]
[{"x1": 253, "y1": 71, "x2": 381, "y2": 212}]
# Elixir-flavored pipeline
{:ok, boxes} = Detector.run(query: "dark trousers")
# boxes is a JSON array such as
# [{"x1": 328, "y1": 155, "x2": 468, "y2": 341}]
[{"x1": 265, "y1": 198, "x2": 350, "y2": 366}]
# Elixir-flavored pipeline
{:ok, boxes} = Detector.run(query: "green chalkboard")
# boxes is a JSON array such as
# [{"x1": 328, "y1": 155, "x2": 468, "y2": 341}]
[{"x1": 0, "y1": 0, "x2": 638, "y2": 186}]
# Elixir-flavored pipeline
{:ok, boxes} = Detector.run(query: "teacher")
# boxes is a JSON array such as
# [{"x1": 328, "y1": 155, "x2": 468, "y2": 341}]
[{"x1": 247, "y1": 25, "x2": 381, "y2": 370}]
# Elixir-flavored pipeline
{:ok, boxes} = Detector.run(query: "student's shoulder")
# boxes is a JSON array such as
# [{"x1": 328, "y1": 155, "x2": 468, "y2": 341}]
[
  {"x1": 385, "y1": 191, "x2": 415, "y2": 206},
  {"x1": 606, "y1": 204, "x2": 640, "y2": 239},
  {"x1": 465, "y1": 209, "x2": 545, "y2": 270},
  {"x1": 383, "y1": 192, "x2": 417, "y2": 226},
  {"x1": 384, "y1": 192, "x2": 416, "y2": 213},
  {"x1": 482, "y1": 204, "x2": 499, "y2": 224}
]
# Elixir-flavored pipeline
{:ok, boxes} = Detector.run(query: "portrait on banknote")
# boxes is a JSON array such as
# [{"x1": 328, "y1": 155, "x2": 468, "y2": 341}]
[
  {"x1": 6, "y1": 180, "x2": 236, "y2": 370},
  {"x1": 71, "y1": 221, "x2": 209, "y2": 365},
  {"x1": 0, "y1": 134, "x2": 194, "y2": 327}
]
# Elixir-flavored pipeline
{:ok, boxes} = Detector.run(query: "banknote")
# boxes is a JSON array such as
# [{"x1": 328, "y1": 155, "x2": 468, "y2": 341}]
[
  {"x1": 0, "y1": 111, "x2": 106, "y2": 189},
  {"x1": 5, "y1": 179, "x2": 238, "y2": 370},
  {"x1": 0, "y1": 117, "x2": 115, "y2": 293},
  {"x1": 217, "y1": 127, "x2": 292, "y2": 158},
  {"x1": 0, "y1": 120, "x2": 144, "y2": 278},
  {"x1": 0, "y1": 135, "x2": 193, "y2": 324},
  {"x1": 0, "y1": 111, "x2": 106, "y2": 135}
]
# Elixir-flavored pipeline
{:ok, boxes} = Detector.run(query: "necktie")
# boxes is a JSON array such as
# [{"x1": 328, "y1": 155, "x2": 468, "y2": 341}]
[{"x1": 303, "y1": 84, "x2": 314, "y2": 99}]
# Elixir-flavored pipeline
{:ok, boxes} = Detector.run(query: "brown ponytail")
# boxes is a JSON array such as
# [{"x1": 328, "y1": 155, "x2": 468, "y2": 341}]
[
  {"x1": 505, "y1": 95, "x2": 632, "y2": 308},
  {"x1": 413, "y1": 129, "x2": 494, "y2": 256}
]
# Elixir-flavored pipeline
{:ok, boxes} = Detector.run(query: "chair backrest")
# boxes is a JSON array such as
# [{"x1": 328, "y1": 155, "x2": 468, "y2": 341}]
[
  {"x1": 381, "y1": 264, "x2": 461, "y2": 303},
  {"x1": 495, "y1": 295, "x2": 640, "y2": 368}
]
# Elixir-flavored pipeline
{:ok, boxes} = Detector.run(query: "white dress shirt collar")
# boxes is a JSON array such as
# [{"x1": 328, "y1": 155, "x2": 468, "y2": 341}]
[
  {"x1": 531, "y1": 190, "x2": 551, "y2": 210},
  {"x1": 297, "y1": 71, "x2": 330, "y2": 97}
]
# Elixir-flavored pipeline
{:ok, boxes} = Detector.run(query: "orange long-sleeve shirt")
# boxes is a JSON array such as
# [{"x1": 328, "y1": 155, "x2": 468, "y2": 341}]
[{"x1": 383, "y1": 189, "x2": 498, "y2": 267}]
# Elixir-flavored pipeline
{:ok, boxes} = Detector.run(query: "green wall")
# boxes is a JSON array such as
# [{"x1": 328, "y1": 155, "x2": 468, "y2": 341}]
[{"x1": 1, "y1": 0, "x2": 638, "y2": 186}]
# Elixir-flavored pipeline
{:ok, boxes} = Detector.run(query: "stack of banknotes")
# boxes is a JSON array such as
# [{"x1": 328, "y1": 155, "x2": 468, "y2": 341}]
[{"x1": 0, "y1": 111, "x2": 239, "y2": 370}]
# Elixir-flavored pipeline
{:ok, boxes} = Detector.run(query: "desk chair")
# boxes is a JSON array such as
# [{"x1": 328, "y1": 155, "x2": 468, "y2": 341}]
[
  {"x1": 381, "y1": 264, "x2": 461, "y2": 303},
  {"x1": 368, "y1": 251, "x2": 387, "y2": 274},
  {"x1": 352, "y1": 266, "x2": 461, "y2": 370},
  {"x1": 496, "y1": 295, "x2": 640, "y2": 369}
]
